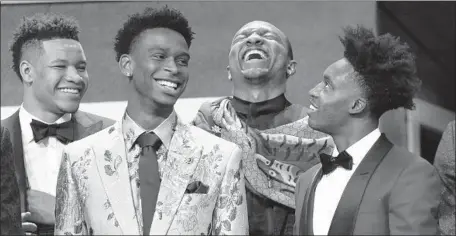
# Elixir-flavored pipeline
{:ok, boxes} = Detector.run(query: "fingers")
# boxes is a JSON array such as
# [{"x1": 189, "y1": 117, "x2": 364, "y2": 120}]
[{"x1": 22, "y1": 222, "x2": 37, "y2": 234}]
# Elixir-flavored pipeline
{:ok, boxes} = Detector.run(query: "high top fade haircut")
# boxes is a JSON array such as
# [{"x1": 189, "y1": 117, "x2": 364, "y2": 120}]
[
  {"x1": 339, "y1": 25, "x2": 421, "y2": 119},
  {"x1": 114, "y1": 6, "x2": 195, "y2": 62},
  {"x1": 10, "y1": 12, "x2": 80, "y2": 82}
]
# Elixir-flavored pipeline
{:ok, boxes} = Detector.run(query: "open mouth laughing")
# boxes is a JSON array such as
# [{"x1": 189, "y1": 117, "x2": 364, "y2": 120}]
[
  {"x1": 155, "y1": 79, "x2": 181, "y2": 92},
  {"x1": 242, "y1": 49, "x2": 268, "y2": 62},
  {"x1": 57, "y1": 87, "x2": 83, "y2": 96}
]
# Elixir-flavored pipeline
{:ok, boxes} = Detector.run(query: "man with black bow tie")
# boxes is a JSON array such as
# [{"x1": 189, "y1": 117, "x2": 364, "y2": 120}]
[
  {"x1": 294, "y1": 25, "x2": 441, "y2": 235},
  {"x1": 1, "y1": 13, "x2": 113, "y2": 235}
]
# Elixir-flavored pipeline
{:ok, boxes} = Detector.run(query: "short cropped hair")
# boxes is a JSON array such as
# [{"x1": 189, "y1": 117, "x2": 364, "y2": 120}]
[
  {"x1": 114, "y1": 6, "x2": 195, "y2": 62},
  {"x1": 286, "y1": 39, "x2": 294, "y2": 60},
  {"x1": 10, "y1": 13, "x2": 80, "y2": 81},
  {"x1": 340, "y1": 25, "x2": 421, "y2": 119}
]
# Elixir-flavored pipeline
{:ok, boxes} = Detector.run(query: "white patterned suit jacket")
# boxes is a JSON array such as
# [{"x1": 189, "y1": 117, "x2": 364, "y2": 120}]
[{"x1": 54, "y1": 117, "x2": 248, "y2": 235}]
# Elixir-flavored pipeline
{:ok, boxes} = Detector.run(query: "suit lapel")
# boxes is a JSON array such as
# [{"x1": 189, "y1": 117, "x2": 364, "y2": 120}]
[
  {"x1": 299, "y1": 168, "x2": 323, "y2": 235},
  {"x1": 72, "y1": 111, "x2": 103, "y2": 140},
  {"x1": 150, "y1": 120, "x2": 203, "y2": 235},
  {"x1": 95, "y1": 122, "x2": 139, "y2": 235},
  {"x1": 328, "y1": 134, "x2": 393, "y2": 235},
  {"x1": 2, "y1": 110, "x2": 29, "y2": 212}
]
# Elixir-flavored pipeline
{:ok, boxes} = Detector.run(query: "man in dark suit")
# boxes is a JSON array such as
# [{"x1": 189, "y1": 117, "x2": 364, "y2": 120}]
[
  {"x1": 434, "y1": 120, "x2": 455, "y2": 235},
  {"x1": 294, "y1": 25, "x2": 441, "y2": 235},
  {"x1": 1, "y1": 13, "x2": 113, "y2": 235},
  {"x1": 1, "y1": 127, "x2": 23, "y2": 235}
]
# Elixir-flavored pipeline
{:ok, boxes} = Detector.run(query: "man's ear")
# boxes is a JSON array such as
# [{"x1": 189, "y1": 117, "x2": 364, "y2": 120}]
[
  {"x1": 119, "y1": 54, "x2": 133, "y2": 79},
  {"x1": 286, "y1": 60, "x2": 297, "y2": 78},
  {"x1": 20, "y1": 60, "x2": 34, "y2": 84},
  {"x1": 349, "y1": 98, "x2": 367, "y2": 115},
  {"x1": 227, "y1": 66, "x2": 232, "y2": 81}
]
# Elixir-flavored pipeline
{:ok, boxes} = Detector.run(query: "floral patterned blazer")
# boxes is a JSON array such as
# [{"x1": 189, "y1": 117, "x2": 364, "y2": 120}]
[{"x1": 54, "y1": 116, "x2": 248, "y2": 235}]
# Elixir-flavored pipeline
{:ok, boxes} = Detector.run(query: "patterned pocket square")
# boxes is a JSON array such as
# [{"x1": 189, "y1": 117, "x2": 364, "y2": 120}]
[{"x1": 185, "y1": 181, "x2": 209, "y2": 194}]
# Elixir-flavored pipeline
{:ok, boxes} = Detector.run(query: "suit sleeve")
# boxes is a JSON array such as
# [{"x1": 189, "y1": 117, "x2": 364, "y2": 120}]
[
  {"x1": 54, "y1": 149, "x2": 88, "y2": 235},
  {"x1": 388, "y1": 160, "x2": 441, "y2": 235},
  {"x1": 434, "y1": 121, "x2": 456, "y2": 236},
  {"x1": 0, "y1": 127, "x2": 23, "y2": 235},
  {"x1": 212, "y1": 146, "x2": 249, "y2": 235}
]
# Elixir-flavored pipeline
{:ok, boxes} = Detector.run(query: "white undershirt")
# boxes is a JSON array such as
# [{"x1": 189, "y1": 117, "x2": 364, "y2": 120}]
[
  {"x1": 312, "y1": 128, "x2": 381, "y2": 235},
  {"x1": 19, "y1": 105, "x2": 72, "y2": 196}
]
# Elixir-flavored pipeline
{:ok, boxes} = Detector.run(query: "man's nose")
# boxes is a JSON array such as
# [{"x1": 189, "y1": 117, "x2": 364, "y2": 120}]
[
  {"x1": 164, "y1": 58, "x2": 178, "y2": 74},
  {"x1": 309, "y1": 84, "x2": 321, "y2": 98},
  {"x1": 246, "y1": 33, "x2": 264, "y2": 46},
  {"x1": 65, "y1": 67, "x2": 84, "y2": 82}
]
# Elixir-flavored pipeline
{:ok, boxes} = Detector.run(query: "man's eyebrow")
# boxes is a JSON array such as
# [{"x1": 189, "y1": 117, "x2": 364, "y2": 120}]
[
  {"x1": 49, "y1": 59, "x2": 68, "y2": 63},
  {"x1": 178, "y1": 52, "x2": 191, "y2": 59},
  {"x1": 324, "y1": 74, "x2": 334, "y2": 86}
]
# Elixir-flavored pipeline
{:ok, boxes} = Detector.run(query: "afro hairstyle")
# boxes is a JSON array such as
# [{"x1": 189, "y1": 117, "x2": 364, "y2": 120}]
[{"x1": 339, "y1": 25, "x2": 421, "y2": 119}]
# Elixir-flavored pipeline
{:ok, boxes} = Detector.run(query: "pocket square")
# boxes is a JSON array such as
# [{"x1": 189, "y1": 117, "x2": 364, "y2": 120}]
[{"x1": 185, "y1": 181, "x2": 209, "y2": 194}]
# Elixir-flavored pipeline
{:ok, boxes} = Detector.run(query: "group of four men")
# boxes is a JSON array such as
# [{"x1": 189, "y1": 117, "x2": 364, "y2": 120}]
[{"x1": 1, "y1": 5, "x2": 453, "y2": 236}]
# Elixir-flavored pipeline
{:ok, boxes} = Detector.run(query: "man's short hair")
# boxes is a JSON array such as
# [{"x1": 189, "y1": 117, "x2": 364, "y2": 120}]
[
  {"x1": 286, "y1": 39, "x2": 294, "y2": 60},
  {"x1": 340, "y1": 25, "x2": 421, "y2": 119},
  {"x1": 10, "y1": 13, "x2": 80, "y2": 82},
  {"x1": 114, "y1": 6, "x2": 195, "y2": 62}
]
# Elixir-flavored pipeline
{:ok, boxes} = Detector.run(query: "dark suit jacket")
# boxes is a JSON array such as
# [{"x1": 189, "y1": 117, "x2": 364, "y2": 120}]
[
  {"x1": 1, "y1": 110, "x2": 113, "y2": 232},
  {"x1": 0, "y1": 127, "x2": 23, "y2": 235},
  {"x1": 294, "y1": 134, "x2": 441, "y2": 235},
  {"x1": 434, "y1": 120, "x2": 455, "y2": 236}
]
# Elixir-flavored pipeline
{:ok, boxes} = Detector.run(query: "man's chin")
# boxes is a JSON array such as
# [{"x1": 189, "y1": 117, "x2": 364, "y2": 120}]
[
  {"x1": 58, "y1": 104, "x2": 80, "y2": 114},
  {"x1": 241, "y1": 68, "x2": 269, "y2": 82}
]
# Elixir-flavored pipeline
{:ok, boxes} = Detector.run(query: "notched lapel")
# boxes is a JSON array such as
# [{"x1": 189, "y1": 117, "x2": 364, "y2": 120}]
[
  {"x1": 95, "y1": 122, "x2": 139, "y2": 235},
  {"x1": 328, "y1": 134, "x2": 393, "y2": 235},
  {"x1": 150, "y1": 121, "x2": 203, "y2": 235},
  {"x1": 72, "y1": 112, "x2": 104, "y2": 140}
]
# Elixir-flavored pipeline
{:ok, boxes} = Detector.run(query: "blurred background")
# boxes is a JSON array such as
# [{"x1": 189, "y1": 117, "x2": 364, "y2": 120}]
[{"x1": 1, "y1": 0, "x2": 455, "y2": 163}]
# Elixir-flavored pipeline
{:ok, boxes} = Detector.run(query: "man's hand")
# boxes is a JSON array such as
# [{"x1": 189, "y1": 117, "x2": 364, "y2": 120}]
[
  {"x1": 21, "y1": 212, "x2": 37, "y2": 235},
  {"x1": 27, "y1": 190, "x2": 56, "y2": 225}
]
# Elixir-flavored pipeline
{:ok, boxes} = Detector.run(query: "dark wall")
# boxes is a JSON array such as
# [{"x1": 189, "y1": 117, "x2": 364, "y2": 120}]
[
  {"x1": 1, "y1": 1, "x2": 376, "y2": 106},
  {"x1": 377, "y1": 1, "x2": 456, "y2": 161},
  {"x1": 377, "y1": 1, "x2": 456, "y2": 113}
]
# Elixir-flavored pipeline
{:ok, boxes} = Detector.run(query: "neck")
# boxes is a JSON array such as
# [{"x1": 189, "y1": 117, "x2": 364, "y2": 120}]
[
  {"x1": 331, "y1": 119, "x2": 379, "y2": 152},
  {"x1": 22, "y1": 94, "x2": 65, "y2": 123},
  {"x1": 126, "y1": 93, "x2": 173, "y2": 131},
  {"x1": 233, "y1": 80, "x2": 285, "y2": 103}
]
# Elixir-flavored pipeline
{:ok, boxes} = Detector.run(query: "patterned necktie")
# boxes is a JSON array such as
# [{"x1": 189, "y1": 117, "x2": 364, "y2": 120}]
[
  {"x1": 30, "y1": 119, "x2": 74, "y2": 143},
  {"x1": 136, "y1": 132, "x2": 162, "y2": 235},
  {"x1": 320, "y1": 151, "x2": 353, "y2": 175}
]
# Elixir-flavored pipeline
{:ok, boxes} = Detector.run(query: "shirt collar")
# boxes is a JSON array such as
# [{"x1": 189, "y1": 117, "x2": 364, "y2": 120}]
[
  {"x1": 231, "y1": 94, "x2": 291, "y2": 117},
  {"x1": 332, "y1": 128, "x2": 381, "y2": 165},
  {"x1": 18, "y1": 104, "x2": 72, "y2": 144},
  {"x1": 122, "y1": 110, "x2": 177, "y2": 151}
]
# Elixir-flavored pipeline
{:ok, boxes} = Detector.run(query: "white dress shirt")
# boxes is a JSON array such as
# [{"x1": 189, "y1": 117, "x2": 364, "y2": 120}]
[
  {"x1": 19, "y1": 105, "x2": 72, "y2": 196},
  {"x1": 313, "y1": 128, "x2": 381, "y2": 235}
]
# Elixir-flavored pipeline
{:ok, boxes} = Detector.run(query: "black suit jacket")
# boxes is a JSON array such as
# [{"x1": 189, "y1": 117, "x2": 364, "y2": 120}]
[
  {"x1": 1, "y1": 110, "x2": 114, "y2": 233},
  {"x1": 294, "y1": 134, "x2": 441, "y2": 235},
  {"x1": 0, "y1": 127, "x2": 23, "y2": 235}
]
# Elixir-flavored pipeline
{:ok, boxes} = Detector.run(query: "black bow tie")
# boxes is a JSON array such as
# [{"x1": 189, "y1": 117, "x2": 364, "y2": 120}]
[
  {"x1": 30, "y1": 119, "x2": 74, "y2": 144},
  {"x1": 320, "y1": 151, "x2": 353, "y2": 175}
]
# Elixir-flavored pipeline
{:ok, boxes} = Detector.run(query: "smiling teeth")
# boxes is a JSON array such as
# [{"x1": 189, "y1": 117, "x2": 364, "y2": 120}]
[
  {"x1": 310, "y1": 105, "x2": 317, "y2": 110},
  {"x1": 59, "y1": 88, "x2": 79, "y2": 94},
  {"x1": 157, "y1": 80, "x2": 178, "y2": 89},
  {"x1": 244, "y1": 49, "x2": 266, "y2": 61}
]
